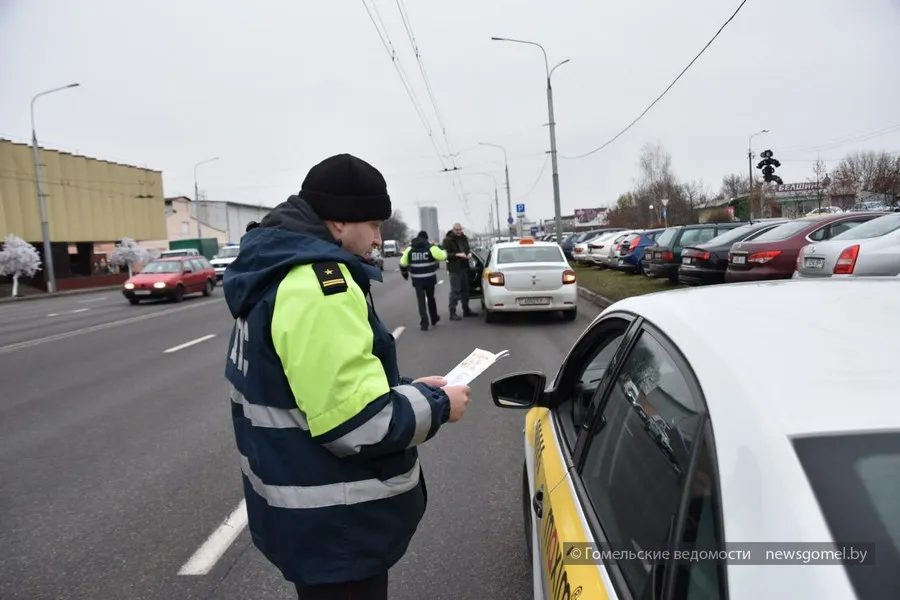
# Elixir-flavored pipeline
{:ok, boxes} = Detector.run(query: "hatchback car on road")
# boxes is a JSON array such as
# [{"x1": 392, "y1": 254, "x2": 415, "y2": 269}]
[
  {"x1": 480, "y1": 238, "x2": 578, "y2": 322},
  {"x1": 490, "y1": 278, "x2": 899, "y2": 600},
  {"x1": 122, "y1": 257, "x2": 216, "y2": 304},
  {"x1": 795, "y1": 212, "x2": 900, "y2": 278},
  {"x1": 726, "y1": 212, "x2": 887, "y2": 283}
]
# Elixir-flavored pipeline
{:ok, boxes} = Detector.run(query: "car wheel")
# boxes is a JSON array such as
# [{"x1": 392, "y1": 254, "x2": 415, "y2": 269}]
[
  {"x1": 203, "y1": 279, "x2": 214, "y2": 296},
  {"x1": 563, "y1": 308, "x2": 577, "y2": 321},
  {"x1": 172, "y1": 285, "x2": 185, "y2": 302},
  {"x1": 484, "y1": 308, "x2": 498, "y2": 323},
  {"x1": 128, "y1": 297, "x2": 140, "y2": 305},
  {"x1": 522, "y1": 460, "x2": 533, "y2": 561}
]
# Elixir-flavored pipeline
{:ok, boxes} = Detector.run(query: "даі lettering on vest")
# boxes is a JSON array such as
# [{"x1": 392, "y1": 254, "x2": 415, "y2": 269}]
[
  {"x1": 400, "y1": 230, "x2": 448, "y2": 331},
  {"x1": 222, "y1": 153, "x2": 472, "y2": 600}
]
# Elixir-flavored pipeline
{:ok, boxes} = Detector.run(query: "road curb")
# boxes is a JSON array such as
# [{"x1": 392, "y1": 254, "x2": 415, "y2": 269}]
[
  {"x1": 0, "y1": 285, "x2": 124, "y2": 304},
  {"x1": 578, "y1": 286, "x2": 614, "y2": 309}
]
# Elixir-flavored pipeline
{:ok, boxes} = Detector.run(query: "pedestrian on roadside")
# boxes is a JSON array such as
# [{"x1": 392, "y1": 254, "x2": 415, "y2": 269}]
[
  {"x1": 222, "y1": 153, "x2": 472, "y2": 600},
  {"x1": 441, "y1": 223, "x2": 475, "y2": 320},
  {"x1": 399, "y1": 230, "x2": 447, "y2": 331}
]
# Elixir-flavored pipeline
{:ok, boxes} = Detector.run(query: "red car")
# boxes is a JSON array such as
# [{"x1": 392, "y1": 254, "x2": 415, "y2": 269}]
[
  {"x1": 122, "y1": 256, "x2": 217, "y2": 304},
  {"x1": 725, "y1": 212, "x2": 888, "y2": 283}
]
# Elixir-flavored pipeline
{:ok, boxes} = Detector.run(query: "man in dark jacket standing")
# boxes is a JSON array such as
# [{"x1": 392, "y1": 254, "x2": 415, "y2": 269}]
[
  {"x1": 441, "y1": 223, "x2": 475, "y2": 320},
  {"x1": 223, "y1": 153, "x2": 471, "y2": 600},
  {"x1": 399, "y1": 231, "x2": 447, "y2": 331}
]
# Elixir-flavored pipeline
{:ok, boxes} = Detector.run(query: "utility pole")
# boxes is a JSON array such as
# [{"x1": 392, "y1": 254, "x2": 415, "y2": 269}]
[
  {"x1": 193, "y1": 157, "x2": 219, "y2": 239},
  {"x1": 478, "y1": 143, "x2": 514, "y2": 237},
  {"x1": 748, "y1": 129, "x2": 769, "y2": 220},
  {"x1": 494, "y1": 186, "x2": 501, "y2": 237},
  {"x1": 30, "y1": 82, "x2": 80, "y2": 293}
]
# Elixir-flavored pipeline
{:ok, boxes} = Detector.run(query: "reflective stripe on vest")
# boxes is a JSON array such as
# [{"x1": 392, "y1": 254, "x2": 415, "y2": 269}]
[{"x1": 240, "y1": 453, "x2": 422, "y2": 509}]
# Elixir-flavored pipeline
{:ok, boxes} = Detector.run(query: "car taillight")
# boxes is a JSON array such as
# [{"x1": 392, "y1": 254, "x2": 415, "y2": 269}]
[
  {"x1": 562, "y1": 269, "x2": 577, "y2": 284},
  {"x1": 662, "y1": 251, "x2": 674, "y2": 262},
  {"x1": 574, "y1": 247, "x2": 583, "y2": 253},
  {"x1": 487, "y1": 271, "x2": 505, "y2": 286},
  {"x1": 696, "y1": 251, "x2": 711, "y2": 260},
  {"x1": 748, "y1": 250, "x2": 782, "y2": 264},
  {"x1": 833, "y1": 245, "x2": 859, "y2": 274}
]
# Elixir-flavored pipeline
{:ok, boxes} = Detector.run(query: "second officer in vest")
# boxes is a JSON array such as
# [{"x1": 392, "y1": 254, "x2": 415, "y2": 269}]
[{"x1": 399, "y1": 231, "x2": 447, "y2": 331}]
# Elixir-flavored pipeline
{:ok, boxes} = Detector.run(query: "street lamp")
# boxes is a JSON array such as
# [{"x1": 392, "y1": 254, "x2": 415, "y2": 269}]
[
  {"x1": 478, "y1": 142, "x2": 514, "y2": 236},
  {"x1": 462, "y1": 172, "x2": 501, "y2": 237},
  {"x1": 491, "y1": 37, "x2": 569, "y2": 241},
  {"x1": 193, "y1": 157, "x2": 220, "y2": 238},
  {"x1": 748, "y1": 129, "x2": 769, "y2": 219},
  {"x1": 30, "y1": 82, "x2": 81, "y2": 293}
]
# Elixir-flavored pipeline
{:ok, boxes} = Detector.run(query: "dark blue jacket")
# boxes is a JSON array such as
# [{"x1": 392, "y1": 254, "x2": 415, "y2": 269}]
[{"x1": 223, "y1": 196, "x2": 451, "y2": 586}]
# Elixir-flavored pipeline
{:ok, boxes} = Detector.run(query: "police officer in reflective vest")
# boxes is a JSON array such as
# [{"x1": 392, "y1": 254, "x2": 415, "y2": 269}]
[
  {"x1": 223, "y1": 154, "x2": 471, "y2": 600},
  {"x1": 399, "y1": 231, "x2": 447, "y2": 331}
]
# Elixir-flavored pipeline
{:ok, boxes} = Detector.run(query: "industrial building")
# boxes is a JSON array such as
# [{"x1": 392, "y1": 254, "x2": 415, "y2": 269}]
[
  {"x1": 191, "y1": 199, "x2": 271, "y2": 244},
  {"x1": 418, "y1": 205, "x2": 440, "y2": 242},
  {"x1": 0, "y1": 138, "x2": 166, "y2": 292}
]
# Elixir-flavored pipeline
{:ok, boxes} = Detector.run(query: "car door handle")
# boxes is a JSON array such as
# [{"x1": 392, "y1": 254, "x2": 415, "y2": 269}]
[{"x1": 532, "y1": 489, "x2": 544, "y2": 519}]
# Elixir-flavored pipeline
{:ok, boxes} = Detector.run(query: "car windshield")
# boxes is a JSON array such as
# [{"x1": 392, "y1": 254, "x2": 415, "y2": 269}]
[
  {"x1": 831, "y1": 213, "x2": 900, "y2": 240},
  {"x1": 497, "y1": 246, "x2": 565, "y2": 264},
  {"x1": 793, "y1": 432, "x2": 900, "y2": 600},
  {"x1": 750, "y1": 219, "x2": 814, "y2": 241},
  {"x1": 654, "y1": 228, "x2": 678, "y2": 247},
  {"x1": 139, "y1": 261, "x2": 182, "y2": 273},
  {"x1": 215, "y1": 246, "x2": 240, "y2": 258}
]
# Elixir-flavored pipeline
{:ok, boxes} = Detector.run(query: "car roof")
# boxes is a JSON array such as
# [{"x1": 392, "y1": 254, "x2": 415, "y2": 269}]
[
  {"x1": 493, "y1": 239, "x2": 561, "y2": 249},
  {"x1": 603, "y1": 278, "x2": 900, "y2": 437}
]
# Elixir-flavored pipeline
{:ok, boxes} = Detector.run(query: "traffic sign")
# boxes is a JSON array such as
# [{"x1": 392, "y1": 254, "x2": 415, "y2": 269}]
[
  {"x1": 507, "y1": 216, "x2": 514, "y2": 225},
  {"x1": 516, "y1": 203, "x2": 525, "y2": 214},
  {"x1": 661, "y1": 198, "x2": 669, "y2": 207}
]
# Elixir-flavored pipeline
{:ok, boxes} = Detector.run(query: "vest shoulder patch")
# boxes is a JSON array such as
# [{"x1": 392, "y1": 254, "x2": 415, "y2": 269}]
[{"x1": 312, "y1": 261, "x2": 348, "y2": 296}]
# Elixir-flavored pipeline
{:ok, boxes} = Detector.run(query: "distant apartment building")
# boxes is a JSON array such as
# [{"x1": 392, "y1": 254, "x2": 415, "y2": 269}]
[{"x1": 419, "y1": 205, "x2": 440, "y2": 242}]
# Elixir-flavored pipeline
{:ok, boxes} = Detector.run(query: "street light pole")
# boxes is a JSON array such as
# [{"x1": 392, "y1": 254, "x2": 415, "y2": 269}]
[
  {"x1": 478, "y1": 142, "x2": 513, "y2": 237},
  {"x1": 748, "y1": 129, "x2": 769, "y2": 220},
  {"x1": 30, "y1": 83, "x2": 80, "y2": 294},
  {"x1": 491, "y1": 37, "x2": 569, "y2": 240},
  {"x1": 193, "y1": 157, "x2": 219, "y2": 238}
]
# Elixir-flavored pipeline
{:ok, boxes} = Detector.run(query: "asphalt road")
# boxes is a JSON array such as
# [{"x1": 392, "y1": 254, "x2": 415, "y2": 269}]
[{"x1": 0, "y1": 258, "x2": 603, "y2": 600}]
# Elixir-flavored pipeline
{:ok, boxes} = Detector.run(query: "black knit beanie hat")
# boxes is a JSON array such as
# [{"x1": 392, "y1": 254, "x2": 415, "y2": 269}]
[
  {"x1": 416, "y1": 230, "x2": 428, "y2": 239},
  {"x1": 298, "y1": 154, "x2": 392, "y2": 223}
]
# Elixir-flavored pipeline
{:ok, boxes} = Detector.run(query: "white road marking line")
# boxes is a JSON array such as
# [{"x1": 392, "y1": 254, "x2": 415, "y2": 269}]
[
  {"x1": 46, "y1": 313, "x2": 59, "y2": 317},
  {"x1": 77, "y1": 297, "x2": 107, "y2": 303},
  {"x1": 0, "y1": 299, "x2": 224, "y2": 355},
  {"x1": 164, "y1": 334, "x2": 216, "y2": 353},
  {"x1": 71, "y1": 308, "x2": 89, "y2": 314},
  {"x1": 178, "y1": 499, "x2": 248, "y2": 576},
  {"x1": 392, "y1": 326, "x2": 405, "y2": 339}
]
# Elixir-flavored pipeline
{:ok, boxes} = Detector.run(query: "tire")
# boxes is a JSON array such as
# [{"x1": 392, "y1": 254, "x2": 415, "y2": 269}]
[
  {"x1": 484, "y1": 308, "x2": 498, "y2": 323},
  {"x1": 172, "y1": 285, "x2": 185, "y2": 302},
  {"x1": 563, "y1": 308, "x2": 577, "y2": 321},
  {"x1": 128, "y1": 297, "x2": 140, "y2": 305},
  {"x1": 203, "y1": 279, "x2": 214, "y2": 296}
]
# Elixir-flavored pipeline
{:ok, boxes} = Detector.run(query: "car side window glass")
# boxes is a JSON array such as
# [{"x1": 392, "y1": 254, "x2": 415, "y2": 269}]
[
  {"x1": 579, "y1": 330, "x2": 705, "y2": 599},
  {"x1": 808, "y1": 226, "x2": 828, "y2": 241},
  {"x1": 555, "y1": 332, "x2": 626, "y2": 449},
  {"x1": 696, "y1": 228, "x2": 718, "y2": 244},
  {"x1": 828, "y1": 221, "x2": 862, "y2": 238}
]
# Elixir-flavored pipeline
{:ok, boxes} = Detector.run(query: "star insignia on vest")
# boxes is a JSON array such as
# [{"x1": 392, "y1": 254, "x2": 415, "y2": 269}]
[{"x1": 312, "y1": 261, "x2": 348, "y2": 296}]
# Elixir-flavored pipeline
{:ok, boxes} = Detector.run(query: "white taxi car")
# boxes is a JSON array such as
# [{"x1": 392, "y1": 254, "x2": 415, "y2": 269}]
[
  {"x1": 481, "y1": 238, "x2": 578, "y2": 322},
  {"x1": 490, "y1": 277, "x2": 899, "y2": 600}
]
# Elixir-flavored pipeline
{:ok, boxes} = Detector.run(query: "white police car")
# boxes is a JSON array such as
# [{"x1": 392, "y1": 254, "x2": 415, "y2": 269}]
[
  {"x1": 210, "y1": 244, "x2": 240, "y2": 282},
  {"x1": 490, "y1": 277, "x2": 899, "y2": 600},
  {"x1": 480, "y1": 238, "x2": 578, "y2": 323}
]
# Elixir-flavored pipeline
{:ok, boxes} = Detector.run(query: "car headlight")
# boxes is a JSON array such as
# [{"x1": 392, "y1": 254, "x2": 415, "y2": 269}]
[
  {"x1": 124, "y1": 282, "x2": 135, "y2": 290},
  {"x1": 153, "y1": 281, "x2": 167, "y2": 289}
]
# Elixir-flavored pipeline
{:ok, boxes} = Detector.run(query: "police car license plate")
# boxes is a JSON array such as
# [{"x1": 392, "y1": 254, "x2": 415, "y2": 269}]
[
  {"x1": 519, "y1": 297, "x2": 550, "y2": 306},
  {"x1": 804, "y1": 257, "x2": 825, "y2": 269},
  {"x1": 135, "y1": 290, "x2": 151, "y2": 296}
]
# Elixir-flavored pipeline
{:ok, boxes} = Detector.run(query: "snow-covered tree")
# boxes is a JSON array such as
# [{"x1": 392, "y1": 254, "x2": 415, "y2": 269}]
[
  {"x1": 109, "y1": 237, "x2": 149, "y2": 277},
  {"x1": 0, "y1": 234, "x2": 42, "y2": 297}
]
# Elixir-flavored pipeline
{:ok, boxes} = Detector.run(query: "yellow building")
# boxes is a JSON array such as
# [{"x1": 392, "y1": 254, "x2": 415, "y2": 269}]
[{"x1": 0, "y1": 138, "x2": 166, "y2": 291}]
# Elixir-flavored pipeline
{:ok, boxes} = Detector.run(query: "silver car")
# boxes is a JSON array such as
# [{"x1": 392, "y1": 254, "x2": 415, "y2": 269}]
[{"x1": 795, "y1": 212, "x2": 900, "y2": 278}]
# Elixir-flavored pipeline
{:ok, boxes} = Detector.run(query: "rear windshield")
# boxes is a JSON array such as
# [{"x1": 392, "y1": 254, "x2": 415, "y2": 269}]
[
  {"x1": 654, "y1": 228, "x2": 679, "y2": 248},
  {"x1": 831, "y1": 213, "x2": 900, "y2": 240},
  {"x1": 750, "y1": 219, "x2": 813, "y2": 241},
  {"x1": 793, "y1": 432, "x2": 900, "y2": 600},
  {"x1": 702, "y1": 224, "x2": 756, "y2": 246},
  {"x1": 497, "y1": 246, "x2": 565, "y2": 264}
]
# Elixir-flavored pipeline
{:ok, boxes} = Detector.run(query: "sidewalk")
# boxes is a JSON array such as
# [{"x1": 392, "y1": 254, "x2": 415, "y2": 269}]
[{"x1": 0, "y1": 284, "x2": 125, "y2": 304}]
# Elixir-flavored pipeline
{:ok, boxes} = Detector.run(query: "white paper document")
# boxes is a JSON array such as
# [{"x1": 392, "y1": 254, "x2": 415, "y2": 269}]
[{"x1": 444, "y1": 348, "x2": 510, "y2": 387}]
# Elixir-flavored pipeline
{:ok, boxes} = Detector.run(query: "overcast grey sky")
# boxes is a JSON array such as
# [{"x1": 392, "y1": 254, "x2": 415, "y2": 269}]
[{"x1": 2, "y1": 0, "x2": 899, "y2": 232}]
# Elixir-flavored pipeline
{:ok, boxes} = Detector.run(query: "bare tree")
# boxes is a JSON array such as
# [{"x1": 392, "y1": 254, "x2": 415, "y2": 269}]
[
  {"x1": 831, "y1": 151, "x2": 900, "y2": 196},
  {"x1": 720, "y1": 173, "x2": 749, "y2": 201},
  {"x1": 380, "y1": 211, "x2": 410, "y2": 244},
  {"x1": 682, "y1": 180, "x2": 711, "y2": 222}
]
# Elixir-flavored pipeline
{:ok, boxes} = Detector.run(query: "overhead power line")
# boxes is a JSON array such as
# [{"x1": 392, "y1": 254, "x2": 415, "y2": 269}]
[{"x1": 561, "y1": 0, "x2": 751, "y2": 161}]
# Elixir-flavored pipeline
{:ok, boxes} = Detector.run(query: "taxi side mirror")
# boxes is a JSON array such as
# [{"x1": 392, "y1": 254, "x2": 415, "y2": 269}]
[{"x1": 491, "y1": 372, "x2": 546, "y2": 409}]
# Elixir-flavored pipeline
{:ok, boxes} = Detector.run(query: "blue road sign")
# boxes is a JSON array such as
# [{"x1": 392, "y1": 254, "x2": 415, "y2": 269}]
[
  {"x1": 530, "y1": 227, "x2": 539, "y2": 236},
  {"x1": 507, "y1": 216, "x2": 514, "y2": 225},
  {"x1": 516, "y1": 203, "x2": 526, "y2": 214}
]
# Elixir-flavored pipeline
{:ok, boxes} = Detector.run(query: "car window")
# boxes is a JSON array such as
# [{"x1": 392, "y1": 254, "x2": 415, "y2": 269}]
[
  {"x1": 140, "y1": 261, "x2": 182, "y2": 273},
  {"x1": 680, "y1": 228, "x2": 717, "y2": 246},
  {"x1": 793, "y1": 432, "x2": 900, "y2": 600},
  {"x1": 743, "y1": 223, "x2": 784, "y2": 241},
  {"x1": 556, "y1": 333, "x2": 626, "y2": 448},
  {"x1": 496, "y1": 246, "x2": 565, "y2": 264},
  {"x1": 751, "y1": 219, "x2": 814, "y2": 241},
  {"x1": 702, "y1": 224, "x2": 756, "y2": 246},
  {"x1": 832, "y1": 213, "x2": 900, "y2": 240},
  {"x1": 655, "y1": 228, "x2": 679, "y2": 248},
  {"x1": 579, "y1": 330, "x2": 705, "y2": 599},
  {"x1": 826, "y1": 221, "x2": 863, "y2": 238}
]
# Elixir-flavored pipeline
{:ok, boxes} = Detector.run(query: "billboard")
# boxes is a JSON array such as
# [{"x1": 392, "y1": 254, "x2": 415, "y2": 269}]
[{"x1": 573, "y1": 208, "x2": 609, "y2": 227}]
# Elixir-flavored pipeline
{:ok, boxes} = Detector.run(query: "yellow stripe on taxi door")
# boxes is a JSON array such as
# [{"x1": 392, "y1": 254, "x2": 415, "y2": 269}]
[{"x1": 526, "y1": 408, "x2": 609, "y2": 600}]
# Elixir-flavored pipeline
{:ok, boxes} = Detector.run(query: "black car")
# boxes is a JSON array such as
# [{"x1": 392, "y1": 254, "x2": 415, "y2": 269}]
[
  {"x1": 678, "y1": 220, "x2": 788, "y2": 286},
  {"x1": 646, "y1": 222, "x2": 747, "y2": 282}
]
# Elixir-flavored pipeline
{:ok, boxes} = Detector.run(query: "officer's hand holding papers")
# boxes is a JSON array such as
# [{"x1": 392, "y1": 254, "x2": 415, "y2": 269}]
[
  {"x1": 413, "y1": 375, "x2": 472, "y2": 423},
  {"x1": 444, "y1": 348, "x2": 510, "y2": 387}
]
